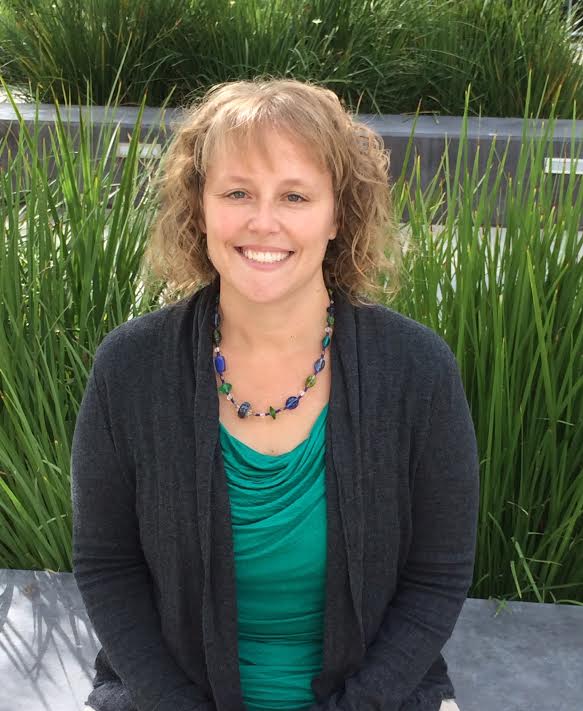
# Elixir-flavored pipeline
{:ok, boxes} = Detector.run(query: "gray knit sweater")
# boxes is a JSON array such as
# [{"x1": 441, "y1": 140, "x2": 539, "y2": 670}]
[{"x1": 71, "y1": 278, "x2": 480, "y2": 711}]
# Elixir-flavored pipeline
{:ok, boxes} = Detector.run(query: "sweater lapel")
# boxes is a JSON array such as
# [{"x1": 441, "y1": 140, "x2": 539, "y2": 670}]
[
  {"x1": 192, "y1": 279, "x2": 245, "y2": 711},
  {"x1": 311, "y1": 289, "x2": 367, "y2": 701}
]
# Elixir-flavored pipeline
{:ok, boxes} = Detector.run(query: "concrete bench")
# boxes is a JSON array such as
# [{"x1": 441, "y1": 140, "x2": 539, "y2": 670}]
[{"x1": 1, "y1": 568, "x2": 582, "y2": 711}]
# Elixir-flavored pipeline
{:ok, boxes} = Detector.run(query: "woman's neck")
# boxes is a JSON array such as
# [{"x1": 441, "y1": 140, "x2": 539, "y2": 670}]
[{"x1": 216, "y1": 283, "x2": 331, "y2": 359}]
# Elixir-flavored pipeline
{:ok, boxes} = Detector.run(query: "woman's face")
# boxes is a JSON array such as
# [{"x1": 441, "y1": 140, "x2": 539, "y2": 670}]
[{"x1": 201, "y1": 128, "x2": 337, "y2": 306}]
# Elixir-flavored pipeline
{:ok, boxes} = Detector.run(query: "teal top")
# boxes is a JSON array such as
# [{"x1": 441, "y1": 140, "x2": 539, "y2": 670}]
[{"x1": 219, "y1": 404, "x2": 329, "y2": 711}]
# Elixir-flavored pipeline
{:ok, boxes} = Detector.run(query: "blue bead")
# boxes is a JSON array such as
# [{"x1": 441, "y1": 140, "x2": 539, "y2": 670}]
[
  {"x1": 238, "y1": 402, "x2": 251, "y2": 418},
  {"x1": 314, "y1": 356, "x2": 325, "y2": 373},
  {"x1": 285, "y1": 396, "x2": 300, "y2": 410},
  {"x1": 213, "y1": 312, "x2": 220, "y2": 328},
  {"x1": 214, "y1": 354, "x2": 226, "y2": 374}
]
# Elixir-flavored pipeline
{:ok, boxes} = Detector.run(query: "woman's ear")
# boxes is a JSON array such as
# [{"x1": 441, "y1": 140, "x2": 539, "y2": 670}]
[{"x1": 330, "y1": 210, "x2": 338, "y2": 240}]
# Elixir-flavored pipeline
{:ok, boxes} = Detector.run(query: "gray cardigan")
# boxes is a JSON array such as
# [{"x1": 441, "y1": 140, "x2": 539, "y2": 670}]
[{"x1": 71, "y1": 278, "x2": 480, "y2": 711}]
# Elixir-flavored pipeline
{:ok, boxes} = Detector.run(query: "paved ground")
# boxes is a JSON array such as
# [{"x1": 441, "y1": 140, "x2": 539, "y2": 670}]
[{"x1": 1, "y1": 568, "x2": 582, "y2": 711}]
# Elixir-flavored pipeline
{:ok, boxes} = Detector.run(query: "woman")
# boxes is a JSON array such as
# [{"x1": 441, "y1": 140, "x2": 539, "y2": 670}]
[{"x1": 72, "y1": 78, "x2": 479, "y2": 711}]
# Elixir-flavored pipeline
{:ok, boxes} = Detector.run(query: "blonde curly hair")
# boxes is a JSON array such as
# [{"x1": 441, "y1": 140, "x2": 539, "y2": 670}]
[{"x1": 142, "y1": 77, "x2": 404, "y2": 307}]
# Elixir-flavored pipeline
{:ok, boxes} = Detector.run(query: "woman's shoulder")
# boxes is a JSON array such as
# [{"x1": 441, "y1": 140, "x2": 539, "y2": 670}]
[
  {"x1": 90, "y1": 287, "x2": 209, "y2": 383},
  {"x1": 94, "y1": 301, "x2": 185, "y2": 366},
  {"x1": 354, "y1": 301, "x2": 457, "y2": 374}
]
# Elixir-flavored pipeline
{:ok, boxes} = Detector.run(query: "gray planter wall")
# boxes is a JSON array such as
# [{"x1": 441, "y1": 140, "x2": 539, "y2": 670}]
[{"x1": 1, "y1": 103, "x2": 582, "y2": 227}]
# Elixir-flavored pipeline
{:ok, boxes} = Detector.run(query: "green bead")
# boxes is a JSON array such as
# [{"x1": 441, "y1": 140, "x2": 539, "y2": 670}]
[
  {"x1": 218, "y1": 382, "x2": 232, "y2": 394},
  {"x1": 305, "y1": 374, "x2": 316, "y2": 389},
  {"x1": 269, "y1": 406, "x2": 277, "y2": 419},
  {"x1": 322, "y1": 334, "x2": 331, "y2": 348},
  {"x1": 213, "y1": 328, "x2": 222, "y2": 345},
  {"x1": 327, "y1": 315, "x2": 335, "y2": 326}
]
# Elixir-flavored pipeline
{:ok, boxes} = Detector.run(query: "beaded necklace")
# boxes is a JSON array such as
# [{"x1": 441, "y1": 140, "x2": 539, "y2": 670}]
[{"x1": 212, "y1": 288, "x2": 335, "y2": 419}]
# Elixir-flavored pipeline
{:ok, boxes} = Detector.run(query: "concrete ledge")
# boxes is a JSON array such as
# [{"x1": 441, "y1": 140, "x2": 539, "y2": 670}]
[
  {"x1": 1, "y1": 104, "x2": 582, "y2": 227},
  {"x1": 1, "y1": 103, "x2": 582, "y2": 138},
  {"x1": 1, "y1": 568, "x2": 582, "y2": 711}
]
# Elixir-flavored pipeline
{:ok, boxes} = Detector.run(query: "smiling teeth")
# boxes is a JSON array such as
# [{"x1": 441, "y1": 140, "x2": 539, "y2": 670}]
[{"x1": 241, "y1": 249, "x2": 291, "y2": 263}]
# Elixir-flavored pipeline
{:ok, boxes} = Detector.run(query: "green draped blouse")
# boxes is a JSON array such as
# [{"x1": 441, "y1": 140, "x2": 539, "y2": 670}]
[{"x1": 219, "y1": 403, "x2": 329, "y2": 711}]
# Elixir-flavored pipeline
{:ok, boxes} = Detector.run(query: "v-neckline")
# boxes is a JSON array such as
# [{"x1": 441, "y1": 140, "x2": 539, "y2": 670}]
[{"x1": 219, "y1": 403, "x2": 329, "y2": 458}]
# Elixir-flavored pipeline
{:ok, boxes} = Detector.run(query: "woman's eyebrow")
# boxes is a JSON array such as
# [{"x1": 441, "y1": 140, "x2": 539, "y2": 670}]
[{"x1": 219, "y1": 175, "x2": 315, "y2": 189}]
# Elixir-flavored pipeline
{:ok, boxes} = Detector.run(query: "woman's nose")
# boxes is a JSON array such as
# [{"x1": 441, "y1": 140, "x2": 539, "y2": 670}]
[{"x1": 247, "y1": 200, "x2": 280, "y2": 233}]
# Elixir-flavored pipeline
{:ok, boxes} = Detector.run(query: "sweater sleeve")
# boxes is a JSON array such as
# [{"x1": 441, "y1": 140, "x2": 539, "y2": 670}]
[
  {"x1": 71, "y1": 359, "x2": 215, "y2": 711},
  {"x1": 311, "y1": 347, "x2": 480, "y2": 711}
]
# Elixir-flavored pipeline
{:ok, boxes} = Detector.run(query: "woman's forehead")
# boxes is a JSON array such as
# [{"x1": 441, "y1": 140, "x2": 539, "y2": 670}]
[{"x1": 204, "y1": 124, "x2": 328, "y2": 175}]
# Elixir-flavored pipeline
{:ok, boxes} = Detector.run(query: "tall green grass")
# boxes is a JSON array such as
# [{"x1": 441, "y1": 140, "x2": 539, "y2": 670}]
[
  {"x1": 0, "y1": 83, "x2": 581, "y2": 603},
  {"x1": 1, "y1": 0, "x2": 582, "y2": 118},
  {"x1": 390, "y1": 87, "x2": 583, "y2": 604},
  {"x1": 0, "y1": 0, "x2": 186, "y2": 106},
  {"x1": 419, "y1": 0, "x2": 583, "y2": 117},
  {"x1": 0, "y1": 84, "x2": 165, "y2": 570}
]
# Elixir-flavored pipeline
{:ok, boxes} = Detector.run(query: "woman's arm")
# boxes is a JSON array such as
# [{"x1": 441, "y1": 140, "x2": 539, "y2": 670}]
[
  {"x1": 310, "y1": 348, "x2": 480, "y2": 711},
  {"x1": 71, "y1": 360, "x2": 216, "y2": 711}
]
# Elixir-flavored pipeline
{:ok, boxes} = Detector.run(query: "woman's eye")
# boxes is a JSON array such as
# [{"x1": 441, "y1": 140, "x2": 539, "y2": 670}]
[{"x1": 225, "y1": 191, "x2": 305, "y2": 202}]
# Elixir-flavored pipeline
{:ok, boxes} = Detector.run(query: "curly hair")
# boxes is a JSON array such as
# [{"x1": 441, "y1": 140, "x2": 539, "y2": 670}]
[{"x1": 141, "y1": 77, "x2": 404, "y2": 307}]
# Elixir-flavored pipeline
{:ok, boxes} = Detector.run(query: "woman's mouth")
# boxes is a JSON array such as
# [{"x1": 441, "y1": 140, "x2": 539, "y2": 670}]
[{"x1": 235, "y1": 246, "x2": 295, "y2": 269}]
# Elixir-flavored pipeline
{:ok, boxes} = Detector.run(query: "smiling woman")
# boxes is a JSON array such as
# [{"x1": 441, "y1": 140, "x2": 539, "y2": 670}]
[
  {"x1": 200, "y1": 128, "x2": 337, "y2": 308},
  {"x1": 72, "y1": 78, "x2": 478, "y2": 711},
  {"x1": 142, "y1": 78, "x2": 403, "y2": 308}
]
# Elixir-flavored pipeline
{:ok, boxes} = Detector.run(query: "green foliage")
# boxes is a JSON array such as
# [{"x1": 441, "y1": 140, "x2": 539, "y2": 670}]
[
  {"x1": 0, "y1": 0, "x2": 582, "y2": 117},
  {"x1": 0, "y1": 82, "x2": 165, "y2": 570},
  {"x1": 419, "y1": 0, "x2": 583, "y2": 118},
  {"x1": 0, "y1": 0, "x2": 186, "y2": 105},
  {"x1": 390, "y1": 84, "x2": 583, "y2": 604}
]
